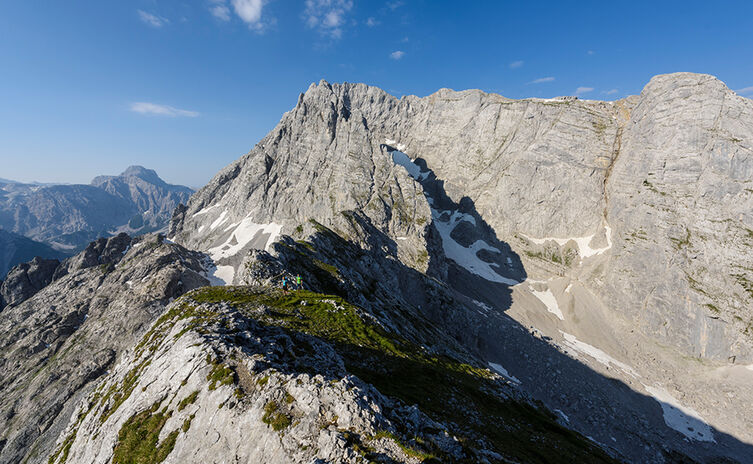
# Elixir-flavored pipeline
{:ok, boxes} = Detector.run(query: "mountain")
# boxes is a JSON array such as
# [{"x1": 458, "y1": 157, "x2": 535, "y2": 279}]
[
  {"x1": 0, "y1": 166, "x2": 193, "y2": 255},
  {"x1": 0, "y1": 229, "x2": 67, "y2": 278},
  {"x1": 1, "y1": 73, "x2": 752, "y2": 464}
]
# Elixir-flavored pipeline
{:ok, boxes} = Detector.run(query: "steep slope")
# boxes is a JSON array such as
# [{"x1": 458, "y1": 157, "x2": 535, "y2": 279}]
[
  {"x1": 0, "y1": 234, "x2": 209, "y2": 464},
  {"x1": 0, "y1": 229, "x2": 68, "y2": 279},
  {"x1": 0, "y1": 166, "x2": 193, "y2": 252},
  {"x1": 170, "y1": 73, "x2": 753, "y2": 463}
]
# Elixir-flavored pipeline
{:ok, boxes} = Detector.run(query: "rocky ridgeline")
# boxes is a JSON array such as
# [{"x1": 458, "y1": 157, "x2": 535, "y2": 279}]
[
  {"x1": 0, "y1": 234, "x2": 209, "y2": 464},
  {"x1": 172, "y1": 72, "x2": 753, "y2": 363},
  {"x1": 1, "y1": 72, "x2": 752, "y2": 464}
]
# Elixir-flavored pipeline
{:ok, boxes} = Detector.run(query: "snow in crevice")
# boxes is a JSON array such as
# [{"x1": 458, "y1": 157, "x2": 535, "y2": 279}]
[
  {"x1": 560, "y1": 332, "x2": 639, "y2": 378},
  {"x1": 192, "y1": 204, "x2": 220, "y2": 218},
  {"x1": 529, "y1": 287, "x2": 564, "y2": 320},
  {"x1": 390, "y1": 149, "x2": 430, "y2": 181},
  {"x1": 488, "y1": 362, "x2": 521, "y2": 385},
  {"x1": 209, "y1": 210, "x2": 229, "y2": 231},
  {"x1": 521, "y1": 222, "x2": 613, "y2": 259},
  {"x1": 554, "y1": 409, "x2": 570, "y2": 423},
  {"x1": 432, "y1": 208, "x2": 519, "y2": 285},
  {"x1": 387, "y1": 144, "x2": 517, "y2": 285},
  {"x1": 385, "y1": 138, "x2": 407, "y2": 153},
  {"x1": 644, "y1": 385, "x2": 715, "y2": 442}
]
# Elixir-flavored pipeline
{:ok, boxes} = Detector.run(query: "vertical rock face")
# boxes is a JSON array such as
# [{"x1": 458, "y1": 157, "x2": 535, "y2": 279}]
[
  {"x1": 602, "y1": 73, "x2": 753, "y2": 359},
  {"x1": 174, "y1": 73, "x2": 753, "y2": 362}
]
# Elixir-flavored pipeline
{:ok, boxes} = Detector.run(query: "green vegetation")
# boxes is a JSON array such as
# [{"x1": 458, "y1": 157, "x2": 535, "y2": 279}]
[
  {"x1": 373, "y1": 430, "x2": 435, "y2": 460},
  {"x1": 206, "y1": 357, "x2": 235, "y2": 391},
  {"x1": 261, "y1": 401, "x2": 292, "y2": 432},
  {"x1": 181, "y1": 286, "x2": 615, "y2": 463},
  {"x1": 525, "y1": 249, "x2": 575, "y2": 267},
  {"x1": 47, "y1": 431, "x2": 76, "y2": 464},
  {"x1": 704, "y1": 303, "x2": 720, "y2": 314},
  {"x1": 181, "y1": 414, "x2": 195, "y2": 433},
  {"x1": 177, "y1": 391, "x2": 199, "y2": 412},
  {"x1": 670, "y1": 227, "x2": 691, "y2": 250},
  {"x1": 112, "y1": 401, "x2": 179, "y2": 464},
  {"x1": 642, "y1": 179, "x2": 667, "y2": 196},
  {"x1": 732, "y1": 273, "x2": 753, "y2": 300},
  {"x1": 313, "y1": 259, "x2": 339, "y2": 278}
]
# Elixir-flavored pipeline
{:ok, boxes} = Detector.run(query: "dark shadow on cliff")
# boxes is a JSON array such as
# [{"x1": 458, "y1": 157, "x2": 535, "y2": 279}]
[{"x1": 250, "y1": 148, "x2": 753, "y2": 463}]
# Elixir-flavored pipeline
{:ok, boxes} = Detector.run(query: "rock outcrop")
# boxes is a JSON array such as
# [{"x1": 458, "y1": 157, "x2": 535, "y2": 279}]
[{"x1": 0, "y1": 234, "x2": 209, "y2": 464}]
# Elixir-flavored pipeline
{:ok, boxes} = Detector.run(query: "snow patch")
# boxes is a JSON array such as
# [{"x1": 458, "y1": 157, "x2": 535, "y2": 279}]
[
  {"x1": 390, "y1": 150, "x2": 429, "y2": 180},
  {"x1": 488, "y1": 362, "x2": 521, "y2": 385},
  {"x1": 385, "y1": 138, "x2": 407, "y2": 153},
  {"x1": 192, "y1": 204, "x2": 219, "y2": 218},
  {"x1": 554, "y1": 409, "x2": 569, "y2": 423},
  {"x1": 564, "y1": 283, "x2": 573, "y2": 293},
  {"x1": 644, "y1": 385, "x2": 715, "y2": 442},
  {"x1": 209, "y1": 210, "x2": 229, "y2": 231},
  {"x1": 560, "y1": 332, "x2": 639, "y2": 378},
  {"x1": 208, "y1": 217, "x2": 283, "y2": 261},
  {"x1": 521, "y1": 222, "x2": 612, "y2": 259},
  {"x1": 432, "y1": 209, "x2": 518, "y2": 285},
  {"x1": 530, "y1": 287, "x2": 564, "y2": 320}
]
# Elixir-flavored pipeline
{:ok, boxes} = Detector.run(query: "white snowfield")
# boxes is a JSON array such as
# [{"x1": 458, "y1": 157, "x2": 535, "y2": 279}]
[
  {"x1": 529, "y1": 287, "x2": 564, "y2": 320},
  {"x1": 560, "y1": 332, "x2": 639, "y2": 378},
  {"x1": 387, "y1": 146, "x2": 519, "y2": 285},
  {"x1": 521, "y1": 223, "x2": 613, "y2": 259},
  {"x1": 432, "y1": 209, "x2": 519, "y2": 285},
  {"x1": 644, "y1": 385, "x2": 715, "y2": 442},
  {"x1": 488, "y1": 362, "x2": 521, "y2": 385},
  {"x1": 194, "y1": 212, "x2": 283, "y2": 286},
  {"x1": 207, "y1": 215, "x2": 283, "y2": 261},
  {"x1": 191, "y1": 204, "x2": 220, "y2": 218}
]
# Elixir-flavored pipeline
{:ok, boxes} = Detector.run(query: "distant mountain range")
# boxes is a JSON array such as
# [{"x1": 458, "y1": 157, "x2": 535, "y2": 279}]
[
  {"x1": 0, "y1": 166, "x2": 192, "y2": 276},
  {"x1": 0, "y1": 230, "x2": 67, "y2": 279}
]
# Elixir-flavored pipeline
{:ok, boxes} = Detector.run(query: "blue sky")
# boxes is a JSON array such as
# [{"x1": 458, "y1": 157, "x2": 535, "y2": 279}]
[{"x1": 1, "y1": 1, "x2": 752, "y2": 187}]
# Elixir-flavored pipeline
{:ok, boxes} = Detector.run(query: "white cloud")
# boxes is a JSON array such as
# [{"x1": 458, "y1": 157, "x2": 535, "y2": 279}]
[
  {"x1": 575, "y1": 86, "x2": 594, "y2": 95},
  {"x1": 210, "y1": 4, "x2": 231, "y2": 21},
  {"x1": 604, "y1": 89, "x2": 619, "y2": 95},
  {"x1": 232, "y1": 0, "x2": 264, "y2": 30},
  {"x1": 366, "y1": 17, "x2": 379, "y2": 27},
  {"x1": 304, "y1": 0, "x2": 354, "y2": 39},
  {"x1": 587, "y1": 50, "x2": 595, "y2": 55},
  {"x1": 509, "y1": 60, "x2": 524, "y2": 69},
  {"x1": 130, "y1": 102, "x2": 199, "y2": 117},
  {"x1": 530, "y1": 77, "x2": 555, "y2": 84},
  {"x1": 736, "y1": 86, "x2": 753, "y2": 95},
  {"x1": 387, "y1": 1, "x2": 404, "y2": 10},
  {"x1": 390, "y1": 50, "x2": 405, "y2": 60},
  {"x1": 138, "y1": 10, "x2": 168, "y2": 27}
]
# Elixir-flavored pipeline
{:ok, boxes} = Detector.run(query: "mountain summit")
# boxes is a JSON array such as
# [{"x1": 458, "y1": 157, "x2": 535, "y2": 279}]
[{"x1": 1, "y1": 73, "x2": 752, "y2": 464}]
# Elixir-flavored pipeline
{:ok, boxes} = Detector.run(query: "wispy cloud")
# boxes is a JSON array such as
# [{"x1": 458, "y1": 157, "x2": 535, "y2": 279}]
[
  {"x1": 366, "y1": 17, "x2": 379, "y2": 27},
  {"x1": 387, "y1": 1, "x2": 404, "y2": 10},
  {"x1": 304, "y1": 0, "x2": 354, "y2": 39},
  {"x1": 587, "y1": 50, "x2": 595, "y2": 55},
  {"x1": 604, "y1": 89, "x2": 619, "y2": 95},
  {"x1": 575, "y1": 86, "x2": 594, "y2": 95},
  {"x1": 509, "y1": 60, "x2": 524, "y2": 69},
  {"x1": 529, "y1": 77, "x2": 555, "y2": 84},
  {"x1": 130, "y1": 102, "x2": 199, "y2": 117},
  {"x1": 736, "y1": 86, "x2": 753, "y2": 95},
  {"x1": 390, "y1": 50, "x2": 405, "y2": 60},
  {"x1": 138, "y1": 10, "x2": 168, "y2": 27},
  {"x1": 209, "y1": 0, "x2": 232, "y2": 21}
]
